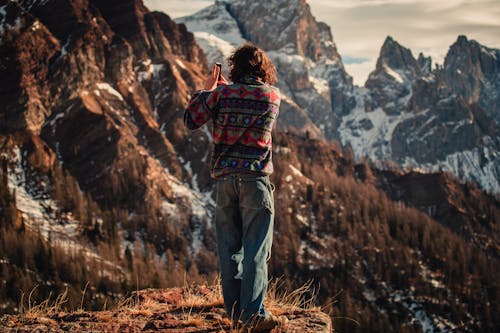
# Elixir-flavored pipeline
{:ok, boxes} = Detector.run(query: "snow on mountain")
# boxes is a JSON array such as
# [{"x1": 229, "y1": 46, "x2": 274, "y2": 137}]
[
  {"x1": 176, "y1": 1, "x2": 244, "y2": 74},
  {"x1": 2, "y1": 145, "x2": 126, "y2": 278},
  {"x1": 5, "y1": 147, "x2": 74, "y2": 241},
  {"x1": 338, "y1": 87, "x2": 419, "y2": 161}
]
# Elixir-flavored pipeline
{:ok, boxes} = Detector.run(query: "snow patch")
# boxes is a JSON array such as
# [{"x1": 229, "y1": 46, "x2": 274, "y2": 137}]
[
  {"x1": 480, "y1": 45, "x2": 498, "y2": 60},
  {"x1": 162, "y1": 172, "x2": 215, "y2": 255},
  {"x1": 339, "y1": 87, "x2": 425, "y2": 161},
  {"x1": 167, "y1": 174, "x2": 214, "y2": 221},
  {"x1": 160, "y1": 199, "x2": 179, "y2": 219},
  {"x1": 419, "y1": 261, "x2": 445, "y2": 289},
  {"x1": 137, "y1": 62, "x2": 164, "y2": 83},
  {"x1": 404, "y1": 147, "x2": 499, "y2": 194},
  {"x1": 1, "y1": 148, "x2": 117, "y2": 275},
  {"x1": 194, "y1": 31, "x2": 236, "y2": 60},
  {"x1": 18, "y1": 0, "x2": 51, "y2": 11},
  {"x1": 177, "y1": 3, "x2": 245, "y2": 47},
  {"x1": 60, "y1": 37, "x2": 71, "y2": 56},
  {"x1": 391, "y1": 290, "x2": 455, "y2": 333},
  {"x1": 362, "y1": 289, "x2": 377, "y2": 302},
  {"x1": 308, "y1": 75, "x2": 329, "y2": 95},
  {"x1": 176, "y1": 2, "x2": 244, "y2": 70},
  {"x1": 383, "y1": 63, "x2": 404, "y2": 83},
  {"x1": 96, "y1": 82, "x2": 124, "y2": 101},
  {"x1": 30, "y1": 20, "x2": 40, "y2": 31}
]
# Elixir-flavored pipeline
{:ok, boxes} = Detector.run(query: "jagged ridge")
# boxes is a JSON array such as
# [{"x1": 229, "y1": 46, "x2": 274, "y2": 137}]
[{"x1": 179, "y1": 0, "x2": 499, "y2": 193}]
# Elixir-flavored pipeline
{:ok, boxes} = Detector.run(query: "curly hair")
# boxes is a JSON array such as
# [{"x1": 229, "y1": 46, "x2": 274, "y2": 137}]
[{"x1": 228, "y1": 43, "x2": 277, "y2": 85}]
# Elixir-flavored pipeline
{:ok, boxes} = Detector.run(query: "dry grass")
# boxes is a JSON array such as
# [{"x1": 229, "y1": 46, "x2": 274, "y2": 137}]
[
  {"x1": 122, "y1": 299, "x2": 156, "y2": 317},
  {"x1": 19, "y1": 285, "x2": 69, "y2": 318},
  {"x1": 178, "y1": 281, "x2": 224, "y2": 309},
  {"x1": 78, "y1": 281, "x2": 90, "y2": 313},
  {"x1": 13, "y1": 275, "x2": 326, "y2": 332},
  {"x1": 266, "y1": 277, "x2": 320, "y2": 314},
  {"x1": 182, "y1": 311, "x2": 207, "y2": 327},
  {"x1": 177, "y1": 276, "x2": 225, "y2": 328}
]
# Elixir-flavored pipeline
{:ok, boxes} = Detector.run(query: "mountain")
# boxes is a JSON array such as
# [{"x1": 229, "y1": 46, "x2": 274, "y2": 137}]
[
  {"x1": 1, "y1": 0, "x2": 218, "y2": 310},
  {"x1": 179, "y1": 1, "x2": 499, "y2": 194},
  {"x1": 0, "y1": 1, "x2": 499, "y2": 333},
  {"x1": 342, "y1": 35, "x2": 500, "y2": 193}
]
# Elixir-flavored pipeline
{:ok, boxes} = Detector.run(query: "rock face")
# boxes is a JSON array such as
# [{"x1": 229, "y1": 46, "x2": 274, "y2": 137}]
[
  {"x1": 226, "y1": 0, "x2": 337, "y2": 61},
  {"x1": 441, "y1": 35, "x2": 500, "y2": 123},
  {"x1": 0, "y1": 0, "x2": 217, "y2": 303}
]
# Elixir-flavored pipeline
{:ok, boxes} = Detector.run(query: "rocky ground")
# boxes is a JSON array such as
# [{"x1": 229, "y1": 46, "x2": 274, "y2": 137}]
[{"x1": 0, "y1": 285, "x2": 332, "y2": 332}]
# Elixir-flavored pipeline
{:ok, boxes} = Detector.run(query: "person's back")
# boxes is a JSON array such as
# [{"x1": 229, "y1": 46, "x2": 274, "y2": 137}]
[
  {"x1": 185, "y1": 76, "x2": 280, "y2": 177},
  {"x1": 184, "y1": 44, "x2": 287, "y2": 331}
]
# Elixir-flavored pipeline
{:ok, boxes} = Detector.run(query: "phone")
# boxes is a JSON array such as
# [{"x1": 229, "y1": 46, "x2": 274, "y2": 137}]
[{"x1": 215, "y1": 62, "x2": 222, "y2": 81}]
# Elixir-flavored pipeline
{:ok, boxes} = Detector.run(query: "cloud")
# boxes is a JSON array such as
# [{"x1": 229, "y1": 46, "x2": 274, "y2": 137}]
[
  {"x1": 343, "y1": 56, "x2": 371, "y2": 65},
  {"x1": 345, "y1": 60, "x2": 377, "y2": 86}
]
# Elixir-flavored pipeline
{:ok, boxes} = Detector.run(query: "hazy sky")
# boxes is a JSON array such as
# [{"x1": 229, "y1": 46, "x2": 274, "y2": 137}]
[{"x1": 144, "y1": 0, "x2": 500, "y2": 85}]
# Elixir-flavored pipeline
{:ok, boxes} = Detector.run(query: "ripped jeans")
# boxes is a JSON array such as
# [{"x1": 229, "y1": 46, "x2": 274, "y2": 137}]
[{"x1": 214, "y1": 174, "x2": 275, "y2": 323}]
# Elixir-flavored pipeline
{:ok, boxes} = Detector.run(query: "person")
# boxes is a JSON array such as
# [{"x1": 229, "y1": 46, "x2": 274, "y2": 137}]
[{"x1": 184, "y1": 43, "x2": 286, "y2": 331}]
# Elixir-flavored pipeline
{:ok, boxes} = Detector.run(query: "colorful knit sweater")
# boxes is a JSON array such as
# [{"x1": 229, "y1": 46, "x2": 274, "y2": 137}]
[{"x1": 184, "y1": 76, "x2": 281, "y2": 178}]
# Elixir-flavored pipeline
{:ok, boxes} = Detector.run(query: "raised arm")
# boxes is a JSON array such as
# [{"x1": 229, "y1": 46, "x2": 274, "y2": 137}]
[
  {"x1": 184, "y1": 90, "x2": 218, "y2": 130},
  {"x1": 184, "y1": 64, "x2": 228, "y2": 130}
]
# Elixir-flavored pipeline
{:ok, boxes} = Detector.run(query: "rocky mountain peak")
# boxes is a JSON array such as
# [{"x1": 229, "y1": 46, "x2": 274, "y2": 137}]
[
  {"x1": 444, "y1": 34, "x2": 499, "y2": 76},
  {"x1": 417, "y1": 52, "x2": 432, "y2": 74},
  {"x1": 364, "y1": 36, "x2": 419, "y2": 113},
  {"x1": 442, "y1": 35, "x2": 500, "y2": 121},
  {"x1": 377, "y1": 36, "x2": 418, "y2": 72},
  {"x1": 226, "y1": 0, "x2": 340, "y2": 62},
  {"x1": 455, "y1": 34, "x2": 470, "y2": 47}
]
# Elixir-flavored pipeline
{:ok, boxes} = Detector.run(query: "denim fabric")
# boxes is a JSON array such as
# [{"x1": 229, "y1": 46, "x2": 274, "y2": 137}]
[{"x1": 214, "y1": 174, "x2": 275, "y2": 323}]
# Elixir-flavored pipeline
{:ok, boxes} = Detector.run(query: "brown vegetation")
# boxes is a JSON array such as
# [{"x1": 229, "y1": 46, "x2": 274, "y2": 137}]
[{"x1": 0, "y1": 284, "x2": 331, "y2": 332}]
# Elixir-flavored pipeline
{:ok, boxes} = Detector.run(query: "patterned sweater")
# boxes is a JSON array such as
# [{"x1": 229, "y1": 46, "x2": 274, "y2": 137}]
[{"x1": 184, "y1": 76, "x2": 281, "y2": 178}]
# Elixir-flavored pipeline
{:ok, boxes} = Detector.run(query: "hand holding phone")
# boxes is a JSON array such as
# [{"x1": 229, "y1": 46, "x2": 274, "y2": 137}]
[
  {"x1": 204, "y1": 63, "x2": 228, "y2": 90},
  {"x1": 215, "y1": 62, "x2": 222, "y2": 81},
  {"x1": 215, "y1": 63, "x2": 228, "y2": 86}
]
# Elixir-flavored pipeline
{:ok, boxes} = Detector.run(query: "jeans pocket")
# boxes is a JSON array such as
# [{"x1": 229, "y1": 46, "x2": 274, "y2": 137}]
[{"x1": 239, "y1": 178, "x2": 274, "y2": 213}]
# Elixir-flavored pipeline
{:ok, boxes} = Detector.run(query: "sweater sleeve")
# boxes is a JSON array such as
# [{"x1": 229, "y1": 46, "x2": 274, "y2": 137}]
[{"x1": 184, "y1": 89, "x2": 220, "y2": 130}]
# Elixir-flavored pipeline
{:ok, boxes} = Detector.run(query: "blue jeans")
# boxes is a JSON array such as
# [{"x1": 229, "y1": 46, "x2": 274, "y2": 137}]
[{"x1": 214, "y1": 174, "x2": 275, "y2": 323}]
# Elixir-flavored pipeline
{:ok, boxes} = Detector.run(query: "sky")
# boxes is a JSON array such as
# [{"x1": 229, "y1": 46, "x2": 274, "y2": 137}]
[{"x1": 144, "y1": 0, "x2": 500, "y2": 86}]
